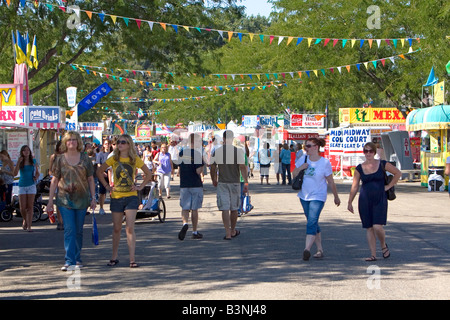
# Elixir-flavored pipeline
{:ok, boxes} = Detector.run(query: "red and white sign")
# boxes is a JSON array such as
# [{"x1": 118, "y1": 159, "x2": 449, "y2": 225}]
[
  {"x1": 290, "y1": 114, "x2": 325, "y2": 128},
  {"x1": 283, "y1": 131, "x2": 319, "y2": 140},
  {"x1": 0, "y1": 106, "x2": 25, "y2": 126}
]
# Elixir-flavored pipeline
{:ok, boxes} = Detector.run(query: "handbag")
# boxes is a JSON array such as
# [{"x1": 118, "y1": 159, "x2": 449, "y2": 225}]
[
  {"x1": 92, "y1": 210, "x2": 99, "y2": 246},
  {"x1": 292, "y1": 156, "x2": 307, "y2": 191},
  {"x1": 382, "y1": 161, "x2": 396, "y2": 201}
]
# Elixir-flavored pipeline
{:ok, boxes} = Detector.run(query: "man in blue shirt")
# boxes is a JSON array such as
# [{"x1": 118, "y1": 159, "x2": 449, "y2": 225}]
[
  {"x1": 280, "y1": 143, "x2": 292, "y2": 185},
  {"x1": 176, "y1": 133, "x2": 205, "y2": 240}
]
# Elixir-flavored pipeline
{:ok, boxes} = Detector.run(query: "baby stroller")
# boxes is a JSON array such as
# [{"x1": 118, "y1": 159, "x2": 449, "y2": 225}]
[{"x1": 136, "y1": 181, "x2": 166, "y2": 223}]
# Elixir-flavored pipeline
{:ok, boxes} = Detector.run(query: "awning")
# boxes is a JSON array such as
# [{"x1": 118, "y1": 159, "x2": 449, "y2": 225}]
[{"x1": 406, "y1": 105, "x2": 450, "y2": 131}]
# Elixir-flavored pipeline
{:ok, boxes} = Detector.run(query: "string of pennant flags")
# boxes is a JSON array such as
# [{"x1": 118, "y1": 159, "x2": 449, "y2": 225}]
[
  {"x1": 70, "y1": 48, "x2": 421, "y2": 91},
  {"x1": 9, "y1": 0, "x2": 421, "y2": 49}
]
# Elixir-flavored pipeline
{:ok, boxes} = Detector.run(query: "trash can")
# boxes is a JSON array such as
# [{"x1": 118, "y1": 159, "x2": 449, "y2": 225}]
[{"x1": 428, "y1": 166, "x2": 445, "y2": 192}]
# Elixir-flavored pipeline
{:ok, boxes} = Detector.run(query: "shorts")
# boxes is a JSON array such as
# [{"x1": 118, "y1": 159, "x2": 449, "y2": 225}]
[
  {"x1": 180, "y1": 187, "x2": 203, "y2": 210},
  {"x1": 110, "y1": 196, "x2": 139, "y2": 212},
  {"x1": 19, "y1": 184, "x2": 37, "y2": 195},
  {"x1": 216, "y1": 183, "x2": 240, "y2": 211},
  {"x1": 260, "y1": 164, "x2": 270, "y2": 177}
]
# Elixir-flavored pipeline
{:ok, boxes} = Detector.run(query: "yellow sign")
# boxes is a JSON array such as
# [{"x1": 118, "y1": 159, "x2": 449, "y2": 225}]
[
  {"x1": 434, "y1": 81, "x2": 445, "y2": 105},
  {"x1": 0, "y1": 88, "x2": 17, "y2": 106},
  {"x1": 339, "y1": 108, "x2": 406, "y2": 124}
]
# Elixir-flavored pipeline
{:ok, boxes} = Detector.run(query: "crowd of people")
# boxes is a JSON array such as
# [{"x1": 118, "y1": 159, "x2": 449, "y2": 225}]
[{"x1": 3, "y1": 129, "x2": 438, "y2": 271}]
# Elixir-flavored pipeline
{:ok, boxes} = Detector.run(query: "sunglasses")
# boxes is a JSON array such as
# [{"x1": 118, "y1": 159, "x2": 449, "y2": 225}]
[
  {"x1": 363, "y1": 149, "x2": 375, "y2": 154},
  {"x1": 117, "y1": 140, "x2": 128, "y2": 145},
  {"x1": 305, "y1": 144, "x2": 316, "y2": 148}
]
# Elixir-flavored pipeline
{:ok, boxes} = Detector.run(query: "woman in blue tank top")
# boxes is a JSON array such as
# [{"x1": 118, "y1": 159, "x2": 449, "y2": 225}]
[{"x1": 14, "y1": 145, "x2": 39, "y2": 232}]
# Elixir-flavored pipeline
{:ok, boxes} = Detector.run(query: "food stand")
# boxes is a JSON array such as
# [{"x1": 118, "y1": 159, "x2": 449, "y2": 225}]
[
  {"x1": 406, "y1": 104, "x2": 450, "y2": 189},
  {"x1": 326, "y1": 107, "x2": 408, "y2": 177}
]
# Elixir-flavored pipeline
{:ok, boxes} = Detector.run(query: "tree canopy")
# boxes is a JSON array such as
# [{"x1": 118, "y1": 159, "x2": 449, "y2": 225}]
[{"x1": 1, "y1": 0, "x2": 448, "y2": 126}]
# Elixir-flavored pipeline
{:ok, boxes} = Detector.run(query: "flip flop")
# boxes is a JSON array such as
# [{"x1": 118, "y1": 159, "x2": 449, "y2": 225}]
[
  {"x1": 107, "y1": 259, "x2": 119, "y2": 266},
  {"x1": 129, "y1": 262, "x2": 139, "y2": 268},
  {"x1": 223, "y1": 236, "x2": 231, "y2": 240},
  {"x1": 231, "y1": 229, "x2": 240, "y2": 238},
  {"x1": 365, "y1": 256, "x2": 377, "y2": 262},
  {"x1": 382, "y1": 244, "x2": 390, "y2": 259}
]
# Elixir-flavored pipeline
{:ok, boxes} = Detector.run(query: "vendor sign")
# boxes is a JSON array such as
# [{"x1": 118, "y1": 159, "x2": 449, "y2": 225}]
[
  {"x1": 290, "y1": 114, "x2": 325, "y2": 127},
  {"x1": 0, "y1": 88, "x2": 17, "y2": 107},
  {"x1": 27, "y1": 106, "x2": 61, "y2": 129},
  {"x1": 0, "y1": 106, "x2": 25, "y2": 126},
  {"x1": 339, "y1": 108, "x2": 406, "y2": 125},
  {"x1": 329, "y1": 127, "x2": 371, "y2": 154}
]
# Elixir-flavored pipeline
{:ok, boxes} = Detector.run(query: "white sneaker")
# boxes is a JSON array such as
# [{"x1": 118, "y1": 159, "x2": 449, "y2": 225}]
[
  {"x1": 99, "y1": 208, "x2": 106, "y2": 215},
  {"x1": 61, "y1": 264, "x2": 70, "y2": 271}
]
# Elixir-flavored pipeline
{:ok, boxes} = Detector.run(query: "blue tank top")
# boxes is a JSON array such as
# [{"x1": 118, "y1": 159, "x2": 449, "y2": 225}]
[
  {"x1": 157, "y1": 153, "x2": 172, "y2": 174},
  {"x1": 19, "y1": 160, "x2": 36, "y2": 187}
]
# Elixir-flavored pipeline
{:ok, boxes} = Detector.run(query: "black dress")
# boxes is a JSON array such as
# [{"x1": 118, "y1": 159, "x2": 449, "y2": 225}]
[{"x1": 356, "y1": 160, "x2": 388, "y2": 228}]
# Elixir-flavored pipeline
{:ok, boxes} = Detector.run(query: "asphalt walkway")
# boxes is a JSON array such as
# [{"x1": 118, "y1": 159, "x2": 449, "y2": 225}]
[{"x1": 1, "y1": 174, "x2": 449, "y2": 300}]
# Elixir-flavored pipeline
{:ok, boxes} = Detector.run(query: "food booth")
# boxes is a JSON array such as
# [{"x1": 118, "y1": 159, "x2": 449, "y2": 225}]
[
  {"x1": 406, "y1": 105, "x2": 450, "y2": 190},
  {"x1": 326, "y1": 107, "x2": 409, "y2": 177}
]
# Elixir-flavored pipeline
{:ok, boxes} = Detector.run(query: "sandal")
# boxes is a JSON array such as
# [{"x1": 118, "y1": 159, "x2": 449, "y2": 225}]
[
  {"x1": 231, "y1": 229, "x2": 240, "y2": 238},
  {"x1": 313, "y1": 250, "x2": 324, "y2": 259},
  {"x1": 107, "y1": 259, "x2": 119, "y2": 266},
  {"x1": 223, "y1": 236, "x2": 231, "y2": 240},
  {"x1": 382, "y1": 244, "x2": 390, "y2": 259},
  {"x1": 129, "y1": 262, "x2": 139, "y2": 268},
  {"x1": 365, "y1": 256, "x2": 377, "y2": 262}
]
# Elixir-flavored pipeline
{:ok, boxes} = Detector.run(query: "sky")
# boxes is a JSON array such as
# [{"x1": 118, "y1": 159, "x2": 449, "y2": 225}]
[{"x1": 239, "y1": 0, "x2": 273, "y2": 17}]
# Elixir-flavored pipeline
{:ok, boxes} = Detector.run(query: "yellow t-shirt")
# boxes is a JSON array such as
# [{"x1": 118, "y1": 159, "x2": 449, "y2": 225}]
[{"x1": 105, "y1": 156, "x2": 145, "y2": 199}]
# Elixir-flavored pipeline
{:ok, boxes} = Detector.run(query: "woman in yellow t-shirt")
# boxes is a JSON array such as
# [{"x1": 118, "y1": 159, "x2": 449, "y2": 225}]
[{"x1": 97, "y1": 134, "x2": 153, "y2": 268}]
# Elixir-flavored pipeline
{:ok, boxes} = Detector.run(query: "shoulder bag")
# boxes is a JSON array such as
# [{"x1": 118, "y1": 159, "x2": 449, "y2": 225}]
[
  {"x1": 292, "y1": 156, "x2": 307, "y2": 191},
  {"x1": 382, "y1": 161, "x2": 396, "y2": 201}
]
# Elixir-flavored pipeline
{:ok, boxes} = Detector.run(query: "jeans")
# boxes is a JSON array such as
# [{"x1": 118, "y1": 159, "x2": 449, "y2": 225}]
[
  {"x1": 300, "y1": 199, "x2": 325, "y2": 235},
  {"x1": 281, "y1": 163, "x2": 291, "y2": 184},
  {"x1": 59, "y1": 207, "x2": 87, "y2": 265}
]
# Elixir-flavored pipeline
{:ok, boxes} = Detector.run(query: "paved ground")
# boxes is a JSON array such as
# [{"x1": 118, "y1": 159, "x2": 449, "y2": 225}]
[{"x1": 1, "y1": 173, "x2": 449, "y2": 301}]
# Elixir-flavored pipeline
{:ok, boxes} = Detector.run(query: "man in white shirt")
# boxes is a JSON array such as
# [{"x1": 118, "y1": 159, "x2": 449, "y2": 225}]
[{"x1": 168, "y1": 139, "x2": 180, "y2": 180}]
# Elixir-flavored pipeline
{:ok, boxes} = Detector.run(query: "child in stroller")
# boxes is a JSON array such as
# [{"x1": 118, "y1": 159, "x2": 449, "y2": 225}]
[{"x1": 136, "y1": 181, "x2": 166, "y2": 222}]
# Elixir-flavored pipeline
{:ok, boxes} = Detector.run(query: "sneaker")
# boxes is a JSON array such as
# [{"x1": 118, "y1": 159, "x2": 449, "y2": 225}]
[
  {"x1": 192, "y1": 232, "x2": 203, "y2": 240},
  {"x1": 99, "y1": 208, "x2": 106, "y2": 215},
  {"x1": 61, "y1": 264, "x2": 70, "y2": 271},
  {"x1": 178, "y1": 224, "x2": 188, "y2": 240}
]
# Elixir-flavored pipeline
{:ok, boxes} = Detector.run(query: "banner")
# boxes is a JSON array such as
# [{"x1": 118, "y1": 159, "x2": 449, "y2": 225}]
[
  {"x1": 434, "y1": 81, "x2": 445, "y2": 105},
  {"x1": 329, "y1": 127, "x2": 371, "y2": 155},
  {"x1": 78, "y1": 82, "x2": 112, "y2": 116}
]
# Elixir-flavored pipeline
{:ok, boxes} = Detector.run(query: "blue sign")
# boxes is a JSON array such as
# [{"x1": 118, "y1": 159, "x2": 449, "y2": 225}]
[
  {"x1": 78, "y1": 82, "x2": 112, "y2": 116},
  {"x1": 28, "y1": 106, "x2": 60, "y2": 123},
  {"x1": 66, "y1": 122, "x2": 76, "y2": 131}
]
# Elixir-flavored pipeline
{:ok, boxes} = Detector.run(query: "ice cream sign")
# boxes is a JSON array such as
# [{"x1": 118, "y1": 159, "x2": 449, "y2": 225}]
[{"x1": 27, "y1": 106, "x2": 60, "y2": 124}]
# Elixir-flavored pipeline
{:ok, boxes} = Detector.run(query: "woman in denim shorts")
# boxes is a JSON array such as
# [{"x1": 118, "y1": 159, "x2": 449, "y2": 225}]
[
  {"x1": 13, "y1": 145, "x2": 39, "y2": 232},
  {"x1": 97, "y1": 134, "x2": 153, "y2": 268}
]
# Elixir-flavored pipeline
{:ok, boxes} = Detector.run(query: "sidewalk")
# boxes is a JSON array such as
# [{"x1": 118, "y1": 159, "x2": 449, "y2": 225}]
[{"x1": 1, "y1": 174, "x2": 449, "y2": 300}]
